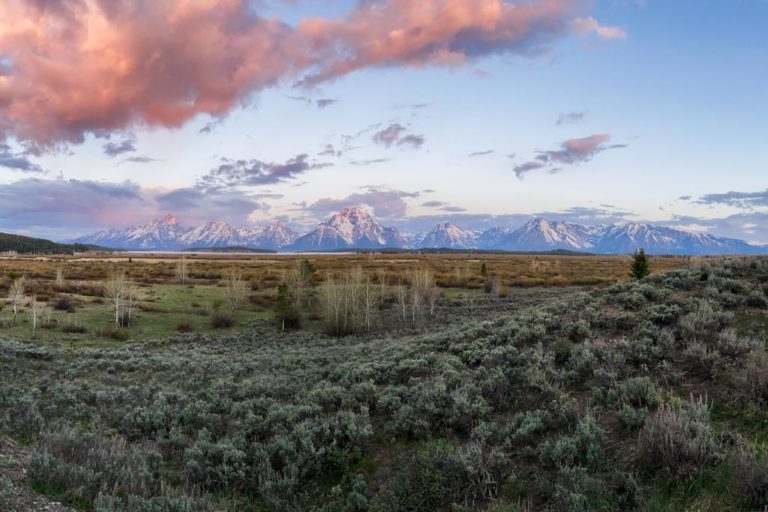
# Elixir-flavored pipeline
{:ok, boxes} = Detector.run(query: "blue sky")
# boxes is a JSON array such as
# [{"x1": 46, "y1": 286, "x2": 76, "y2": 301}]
[{"x1": 0, "y1": 0, "x2": 766, "y2": 243}]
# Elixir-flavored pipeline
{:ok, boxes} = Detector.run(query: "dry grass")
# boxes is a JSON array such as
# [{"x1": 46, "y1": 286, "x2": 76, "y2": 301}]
[{"x1": 0, "y1": 252, "x2": 697, "y2": 291}]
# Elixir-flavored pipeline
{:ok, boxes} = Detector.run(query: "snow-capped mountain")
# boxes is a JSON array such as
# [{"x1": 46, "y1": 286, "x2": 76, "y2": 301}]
[
  {"x1": 595, "y1": 223, "x2": 761, "y2": 255},
  {"x1": 476, "y1": 226, "x2": 515, "y2": 249},
  {"x1": 245, "y1": 221, "x2": 299, "y2": 250},
  {"x1": 74, "y1": 214, "x2": 188, "y2": 250},
  {"x1": 180, "y1": 221, "x2": 245, "y2": 248},
  {"x1": 71, "y1": 211, "x2": 767, "y2": 255},
  {"x1": 73, "y1": 216, "x2": 297, "y2": 251},
  {"x1": 417, "y1": 222, "x2": 478, "y2": 249},
  {"x1": 492, "y1": 218, "x2": 601, "y2": 252},
  {"x1": 289, "y1": 208, "x2": 406, "y2": 251}
]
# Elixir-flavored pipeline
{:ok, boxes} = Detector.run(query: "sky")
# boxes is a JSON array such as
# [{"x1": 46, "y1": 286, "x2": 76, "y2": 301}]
[{"x1": 0, "y1": 0, "x2": 766, "y2": 244}]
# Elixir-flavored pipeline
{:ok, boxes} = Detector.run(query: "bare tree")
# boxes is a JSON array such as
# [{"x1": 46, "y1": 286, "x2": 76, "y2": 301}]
[
  {"x1": 490, "y1": 275, "x2": 502, "y2": 299},
  {"x1": 464, "y1": 291, "x2": 477, "y2": 317},
  {"x1": 8, "y1": 276, "x2": 26, "y2": 326},
  {"x1": 407, "y1": 267, "x2": 437, "y2": 325},
  {"x1": 319, "y1": 276, "x2": 344, "y2": 335},
  {"x1": 393, "y1": 283, "x2": 409, "y2": 322},
  {"x1": 124, "y1": 279, "x2": 139, "y2": 327},
  {"x1": 285, "y1": 259, "x2": 316, "y2": 309},
  {"x1": 224, "y1": 269, "x2": 247, "y2": 312},
  {"x1": 55, "y1": 267, "x2": 65, "y2": 288},
  {"x1": 319, "y1": 266, "x2": 381, "y2": 335},
  {"x1": 361, "y1": 276, "x2": 381, "y2": 332},
  {"x1": 103, "y1": 271, "x2": 126, "y2": 327},
  {"x1": 175, "y1": 258, "x2": 189, "y2": 284},
  {"x1": 29, "y1": 295, "x2": 44, "y2": 338}
]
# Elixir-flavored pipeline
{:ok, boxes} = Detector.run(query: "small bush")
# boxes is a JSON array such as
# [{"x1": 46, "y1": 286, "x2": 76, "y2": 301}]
[
  {"x1": 176, "y1": 321, "x2": 194, "y2": 333},
  {"x1": 740, "y1": 350, "x2": 768, "y2": 404},
  {"x1": 746, "y1": 290, "x2": 768, "y2": 308},
  {"x1": 62, "y1": 324, "x2": 87, "y2": 334},
  {"x1": 210, "y1": 310, "x2": 234, "y2": 329},
  {"x1": 52, "y1": 296, "x2": 76, "y2": 312},
  {"x1": 730, "y1": 447, "x2": 768, "y2": 508},
  {"x1": 683, "y1": 342, "x2": 721, "y2": 380},
  {"x1": 104, "y1": 327, "x2": 130, "y2": 342},
  {"x1": 637, "y1": 397, "x2": 720, "y2": 479},
  {"x1": 539, "y1": 414, "x2": 604, "y2": 470}
]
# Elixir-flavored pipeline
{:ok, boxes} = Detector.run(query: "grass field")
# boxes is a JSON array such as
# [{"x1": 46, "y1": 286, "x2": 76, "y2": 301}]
[{"x1": 0, "y1": 252, "x2": 695, "y2": 346}]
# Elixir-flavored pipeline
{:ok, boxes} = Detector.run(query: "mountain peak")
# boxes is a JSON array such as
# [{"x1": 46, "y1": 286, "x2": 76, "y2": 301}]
[
  {"x1": 420, "y1": 222, "x2": 478, "y2": 249},
  {"x1": 289, "y1": 208, "x2": 404, "y2": 250},
  {"x1": 156, "y1": 214, "x2": 179, "y2": 225}
]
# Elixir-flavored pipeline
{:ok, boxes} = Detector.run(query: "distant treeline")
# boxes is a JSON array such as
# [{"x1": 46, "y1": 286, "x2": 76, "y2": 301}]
[{"x1": 0, "y1": 232, "x2": 103, "y2": 254}]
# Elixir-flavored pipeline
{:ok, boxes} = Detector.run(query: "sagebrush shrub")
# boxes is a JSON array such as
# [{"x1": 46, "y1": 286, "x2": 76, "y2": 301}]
[{"x1": 637, "y1": 397, "x2": 720, "y2": 478}]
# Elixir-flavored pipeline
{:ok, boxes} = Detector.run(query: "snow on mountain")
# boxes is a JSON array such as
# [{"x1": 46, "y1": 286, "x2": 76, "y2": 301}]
[
  {"x1": 179, "y1": 221, "x2": 245, "y2": 248},
  {"x1": 476, "y1": 226, "x2": 515, "y2": 249},
  {"x1": 595, "y1": 223, "x2": 762, "y2": 255},
  {"x1": 74, "y1": 214, "x2": 188, "y2": 250},
  {"x1": 71, "y1": 211, "x2": 767, "y2": 255},
  {"x1": 245, "y1": 221, "x2": 298, "y2": 250},
  {"x1": 493, "y1": 217, "x2": 600, "y2": 251},
  {"x1": 417, "y1": 222, "x2": 478, "y2": 249},
  {"x1": 289, "y1": 208, "x2": 406, "y2": 251}
]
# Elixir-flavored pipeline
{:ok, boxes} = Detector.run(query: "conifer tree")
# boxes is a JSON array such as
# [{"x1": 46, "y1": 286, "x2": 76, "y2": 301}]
[{"x1": 630, "y1": 248, "x2": 651, "y2": 280}]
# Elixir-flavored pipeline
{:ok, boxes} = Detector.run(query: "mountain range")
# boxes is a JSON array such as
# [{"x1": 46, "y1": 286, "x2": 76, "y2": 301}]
[{"x1": 71, "y1": 208, "x2": 767, "y2": 255}]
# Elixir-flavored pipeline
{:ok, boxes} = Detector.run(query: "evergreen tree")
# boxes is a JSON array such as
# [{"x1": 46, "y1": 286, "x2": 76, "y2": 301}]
[
  {"x1": 274, "y1": 282, "x2": 301, "y2": 331},
  {"x1": 630, "y1": 248, "x2": 651, "y2": 280}
]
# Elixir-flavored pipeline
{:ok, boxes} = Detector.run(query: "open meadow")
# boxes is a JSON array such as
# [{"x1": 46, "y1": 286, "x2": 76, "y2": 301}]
[
  {"x1": 1, "y1": 253, "x2": 768, "y2": 511},
  {"x1": 0, "y1": 252, "x2": 692, "y2": 346}
]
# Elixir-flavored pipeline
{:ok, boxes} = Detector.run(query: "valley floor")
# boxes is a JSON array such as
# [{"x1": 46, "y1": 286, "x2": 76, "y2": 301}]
[{"x1": 1, "y1": 258, "x2": 767, "y2": 511}]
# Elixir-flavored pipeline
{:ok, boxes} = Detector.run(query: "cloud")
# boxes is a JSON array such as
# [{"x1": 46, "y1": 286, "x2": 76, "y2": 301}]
[
  {"x1": 514, "y1": 134, "x2": 626, "y2": 178},
  {"x1": 288, "y1": 96, "x2": 338, "y2": 109},
  {"x1": 514, "y1": 161, "x2": 547, "y2": 178},
  {"x1": 556, "y1": 111, "x2": 586, "y2": 125},
  {"x1": 0, "y1": 143, "x2": 43, "y2": 172},
  {"x1": 0, "y1": 177, "x2": 276, "y2": 237},
  {"x1": 695, "y1": 189, "x2": 768, "y2": 209},
  {"x1": 421, "y1": 200, "x2": 467, "y2": 212},
  {"x1": 666, "y1": 212, "x2": 768, "y2": 245},
  {"x1": 316, "y1": 98, "x2": 338, "y2": 108},
  {"x1": 0, "y1": 0, "x2": 622, "y2": 148},
  {"x1": 0, "y1": 178, "x2": 150, "y2": 231},
  {"x1": 119, "y1": 155, "x2": 158, "y2": 165},
  {"x1": 302, "y1": 187, "x2": 421, "y2": 219},
  {"x1": 200, "y1": 154, "x2": 331, "y2": 188},
  {"x1": 372, "y1": 123, "x2": 425, "y2": 149},
  {"x1": 319, "y1": 144, "x2": 341, "y2": 157},
  {"x1": 154, "y1": 187, "x2": 271, "y2": 225},
  {"x1": 102, "y1": 138, "x2": 137, "y2": 157},
  {"x1": 350, "y1": 158, "x2": 391, "y2": 166},
  {"x1": 468, "y1": 149, "x2": 494, "y2": 157},
  {"x1": 571, "y1": 16, "x2": 627, "y2": 40}
]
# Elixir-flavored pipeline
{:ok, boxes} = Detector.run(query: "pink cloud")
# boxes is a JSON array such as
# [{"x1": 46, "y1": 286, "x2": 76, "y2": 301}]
[
  {"x1": 571, "y1": 16, "x2": 627, "y2": 40},
  {"x1": 0, "y1": 0, "x2": 622, "y2": 148}
]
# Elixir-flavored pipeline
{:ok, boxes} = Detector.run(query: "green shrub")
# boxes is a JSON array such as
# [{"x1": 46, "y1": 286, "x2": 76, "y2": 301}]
[
  {"x1": 210, "y1": 310, "x2": 234, "y2": 329},
  {"x1": 62, "y1": 323, "x2": 87, "y2": 334},
  {"x1": 105, "y1": 327, "x2": 130, "y2": 341},
  {"x1": 539, "y1": 414, "x2": 604, "y2": 470},
  {"x1": 373, "y1": 441, "x2": 508, "y2": 511}
]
